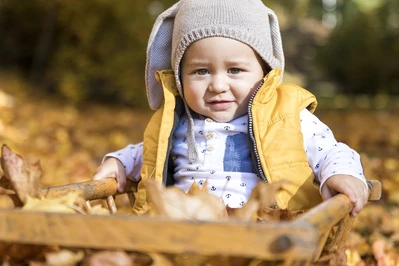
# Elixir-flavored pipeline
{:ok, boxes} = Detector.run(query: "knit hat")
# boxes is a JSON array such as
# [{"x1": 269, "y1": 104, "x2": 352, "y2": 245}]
[{"x1": 145, "y1": 0, "x2": 285, "y2": 110}]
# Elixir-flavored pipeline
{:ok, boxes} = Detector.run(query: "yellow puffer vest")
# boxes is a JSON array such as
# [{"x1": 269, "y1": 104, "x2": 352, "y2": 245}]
[{"x1": 133, "y1": 68, "x2": 322, "y2": 214}]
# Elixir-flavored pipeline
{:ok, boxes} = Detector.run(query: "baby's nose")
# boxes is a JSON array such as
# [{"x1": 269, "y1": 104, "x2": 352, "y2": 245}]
[{"x1": 208, "y1": 74, "x2": 228, "y2": 93}]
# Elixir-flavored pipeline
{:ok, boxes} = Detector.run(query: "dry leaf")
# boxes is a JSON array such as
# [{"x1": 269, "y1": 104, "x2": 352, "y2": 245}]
[
  {"x1": 0, "y1": 175, "x2": 14, "y2": 195},
  {"x1": 0, "y1": 90, "x2": 14, "y2": 108},
  {"x1": 187, "y1": 179, "x2": 206, "y2": 194},
  {"x1": 145, "y1": 179, "x2": 228, "y2": 221},
  {"x1": 371, "y1": 237, "x2": 389, "y2": 266},
  {"x1": 86, "y1": 204, "x2": 111, "y2": 215},
  {"x1": 0, "y1": 144, "x2": 41, "y2": 203},
  {"x1": 345, "y1": 249, "x2": 363, "y2": 266},
  {"x1": 0, "y1": 242, "x2": 57, "y2": 263},
  {"x1": 147, "y1": 253, "x2": 174, "y2": 266},
  {"x1": 44, "y1": 249, "x2": 84, "y2": 266},
  {"x1": 22, "y1": 192, "x2": 86, "y2": 214},
  {"x1": 230, "y1": 180, "x2": 291, "y2": 222},
  {"x1": 345, "y1": 231, "x2": 370, "y2": 256},
  {"x1": 82, "y1": 250, "x2": 133, "y2": 266}
]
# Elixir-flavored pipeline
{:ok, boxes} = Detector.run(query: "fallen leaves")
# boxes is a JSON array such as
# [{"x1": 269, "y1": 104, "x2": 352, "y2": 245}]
[
  {"x1": 145, "y1": 178, "x2": 293, "y2": 223},
  {"x1": 0, "y1": 141, "x2": 396, "y2": 266},
  {"x1": 345, "y1": 206, "x2": 399, "y2": 265},
  {"x1": 22, "y1": 192, "x2": 86, "y2": 214},
  {"x1": 0, "y1": 145, "x2": 299, "y2": 266},
  {"x1": 0, "y1": 145, "x2": 113, "y2": 265},
  {"x1": 0, "y1": 88, "x2": 398, "y2": 265},
  {"x1": 145, "y1": 179, "x2": 228, "y2": 221}
]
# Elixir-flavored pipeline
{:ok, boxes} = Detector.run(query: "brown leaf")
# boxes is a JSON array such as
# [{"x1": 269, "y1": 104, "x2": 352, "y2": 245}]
[
  {"x1": 0, "y1": 242, "x2": 57, "y2": 262},
  {"x1": 0, "y1": 174, "x2": 12, "y2": 190},
  {"x1": 0, "y1": 175, "x2": 14, "y2": 195},
  {"x1": 230, "y1": 180, "x2": 290, "y2": 222},
  {"x1": 145, "y1": 179, "x2": 228, "y2": 221},
  {"x1": 372, "y1": 237, "x2": 390, "y2": 266},
  {"x1": 0, "y1": 144, "x2": 42, "y2": 203},
  {"x1": 82, "y1": 250, "x2": 134, "y2": 266}
]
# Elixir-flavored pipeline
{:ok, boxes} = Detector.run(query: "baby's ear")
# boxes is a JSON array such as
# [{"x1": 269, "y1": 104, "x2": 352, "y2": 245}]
[{"x1": 146, "y1": 2, "x2": 182, "y2": 111}]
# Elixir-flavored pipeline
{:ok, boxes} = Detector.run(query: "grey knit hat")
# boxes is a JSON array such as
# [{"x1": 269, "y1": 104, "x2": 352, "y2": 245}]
[{"x1": 145, "y1": 0, "x2": 285, "y2": 110}]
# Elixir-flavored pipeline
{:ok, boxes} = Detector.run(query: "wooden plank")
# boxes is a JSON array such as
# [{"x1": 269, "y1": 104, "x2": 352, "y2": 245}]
[{"x1": 0, "y1": 209, "x2": 317, "y2": 260}]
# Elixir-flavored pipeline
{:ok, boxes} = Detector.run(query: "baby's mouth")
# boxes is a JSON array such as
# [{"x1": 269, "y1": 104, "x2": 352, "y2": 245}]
[{"x1": 208, "y1": 100, "x2": 232, "y2": 110}]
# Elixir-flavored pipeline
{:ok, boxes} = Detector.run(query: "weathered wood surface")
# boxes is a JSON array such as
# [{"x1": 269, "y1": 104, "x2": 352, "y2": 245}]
[
  {"x1": 39, "y1": 178, "x2": 137, "y2": 200},
  {"x1": 0, "y1": 209, "x2": 317, "y2": 260},
  {"x1": 0, "y1": 180, "x2": 381, "y2": 261},
  {"x1": 367, "y1": 180, "x2": 382, "y2": 201},
  {"x1": 293, "y1": 180, "x2": 382, "y2": 261},
  {"x1": 295, "y1": 180, "x2": 381, "y2": 233}
]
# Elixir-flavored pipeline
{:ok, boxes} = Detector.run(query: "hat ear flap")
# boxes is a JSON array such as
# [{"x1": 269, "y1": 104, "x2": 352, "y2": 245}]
[
  {"x1": 146, "y1": 2, "x2": 181, "y2": 110},
  {"x1": 267, "y1": 9, "x2": 285, "y2": 81}
]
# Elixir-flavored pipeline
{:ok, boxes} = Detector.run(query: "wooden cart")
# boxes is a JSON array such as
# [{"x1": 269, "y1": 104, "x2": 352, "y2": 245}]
[{"x1": 0, "y1": 178, "x2": 381, "y2": 265}]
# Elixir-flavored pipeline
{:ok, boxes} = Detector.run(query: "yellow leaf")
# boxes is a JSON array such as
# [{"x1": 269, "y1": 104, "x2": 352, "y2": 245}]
[
  {"x1": 45, "y1": 249, "x2": 84, "y2": 266},
  {"x1": 22, "y1": 192, "x2": 86, "y2": 214}
]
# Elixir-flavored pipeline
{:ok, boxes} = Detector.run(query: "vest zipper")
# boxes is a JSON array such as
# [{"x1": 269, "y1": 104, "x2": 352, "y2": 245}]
[{"x1": 247, "y1": 80, "x2": 268, "y2": 183}]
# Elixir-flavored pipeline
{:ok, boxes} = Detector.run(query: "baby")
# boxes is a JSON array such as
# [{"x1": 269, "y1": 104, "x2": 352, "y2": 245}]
[{"x1": 93, "y1": 0, "x2": 368, "y2": 217}]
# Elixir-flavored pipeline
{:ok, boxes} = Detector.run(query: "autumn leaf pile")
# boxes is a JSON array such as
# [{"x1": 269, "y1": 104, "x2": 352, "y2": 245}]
[
  {"x1": 0, "y1": 144, "x2": 297, "y2": 265},
  {"x1": 0, "y1": 81, "x2": 399, "y2": 266}
]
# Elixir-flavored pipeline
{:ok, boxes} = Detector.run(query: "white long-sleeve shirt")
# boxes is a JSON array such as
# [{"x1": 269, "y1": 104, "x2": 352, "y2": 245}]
[{"x1": 104, "y1": 109, "x2": 366, "y2": 207}]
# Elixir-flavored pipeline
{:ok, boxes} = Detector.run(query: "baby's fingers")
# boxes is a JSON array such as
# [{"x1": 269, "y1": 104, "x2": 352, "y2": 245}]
[
  {"x1": 92, "y1": 168, "x2": 116, "y2": 180},
  {"x1": 116, "y1": 175, "x2": 127, "y2": 193},
  {"x1": 350, "y1": 185, "x2": 369, "y2": 217},
  {"x1": 351, "y1": 198, "x2": 365, "y2": 217}
]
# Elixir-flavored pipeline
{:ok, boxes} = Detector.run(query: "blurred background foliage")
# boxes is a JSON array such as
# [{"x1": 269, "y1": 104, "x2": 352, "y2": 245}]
[{"x1": 0, "y1": 0, "x2": 398, "y2": 108}]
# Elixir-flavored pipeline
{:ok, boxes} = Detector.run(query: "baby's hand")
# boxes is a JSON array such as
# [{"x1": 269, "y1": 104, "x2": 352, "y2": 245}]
[
  {"x1": 92, "y1": 157, "x2": 127, "y2": 193},
  {"x1": 321, "y1": 174, "x2": 368, "y2": 217}
]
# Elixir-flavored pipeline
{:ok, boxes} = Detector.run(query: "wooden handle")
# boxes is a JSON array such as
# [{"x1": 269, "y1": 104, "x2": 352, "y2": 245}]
[
  {"x1": 40, "y1": 178, "x2": 137, "y2": 200},
  {"x1": 295, "y1": 179, "x2": 382, "y2": 232},
  {"x1": 0, "y1": 178, "x2": 138, "y2": 208},
  {"x1": 367, "y1": 180, "x2": 382, "y2": 201},
  {"x1": 294, "y1": 194, "x2": 352, "y2": 232},
  {"x1": 294, "y1": 179, "x2": 382, "y2": 261}
]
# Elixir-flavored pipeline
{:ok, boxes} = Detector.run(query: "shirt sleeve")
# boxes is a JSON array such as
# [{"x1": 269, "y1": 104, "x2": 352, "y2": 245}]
[
  {"x1": 103, "y1": 143, "x2": 144, "y2": 181},
  {"x1": 300, "y1": 109, "x2": 367, "y2": 192}
]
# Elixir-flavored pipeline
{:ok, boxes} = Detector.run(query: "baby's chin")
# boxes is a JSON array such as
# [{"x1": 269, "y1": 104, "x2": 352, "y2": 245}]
[{"x1": 203, "y1": 113, "x2": 247, "y2": 123}]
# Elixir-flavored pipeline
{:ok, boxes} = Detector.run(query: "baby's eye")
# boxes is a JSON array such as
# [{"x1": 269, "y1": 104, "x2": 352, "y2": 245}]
[
  {"x1": 228, "y1": 68, "x2": 241, "y2": 74},
  {"x1": 195, "y1": 69, "x2": 209, "y2": 75}
]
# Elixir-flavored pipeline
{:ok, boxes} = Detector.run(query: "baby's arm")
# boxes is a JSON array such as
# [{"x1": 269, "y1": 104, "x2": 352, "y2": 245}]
[
  {"x1": 93, "y1": 143, "x2": 143, "y2": 192},
  {"x1": 300, "y1": 109, "x2": 368, "y2": 216}
]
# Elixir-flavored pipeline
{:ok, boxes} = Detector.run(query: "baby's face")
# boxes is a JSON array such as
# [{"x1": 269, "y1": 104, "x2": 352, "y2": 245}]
[{"x1": 181, "y1": 37, "x2": 265, "y2": 123}]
